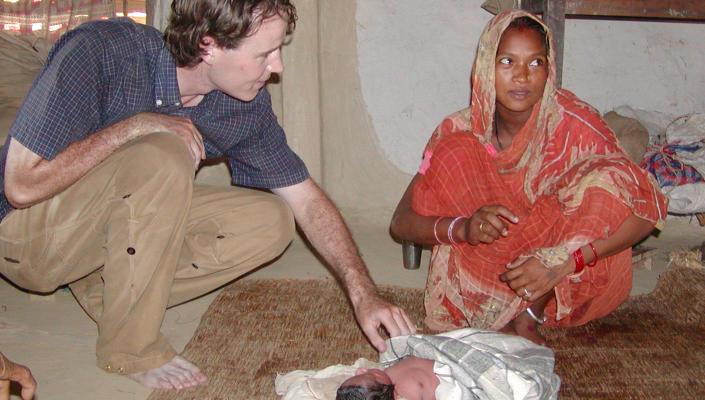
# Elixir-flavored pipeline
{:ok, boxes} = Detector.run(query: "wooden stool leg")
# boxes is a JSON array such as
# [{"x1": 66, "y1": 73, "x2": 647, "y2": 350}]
[{"x1": 402, "y1": 242, "x2": 422, "y2": 270}]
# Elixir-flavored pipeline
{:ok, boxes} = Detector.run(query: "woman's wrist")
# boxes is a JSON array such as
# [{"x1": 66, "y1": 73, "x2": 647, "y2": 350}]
[
  {"x1": 570, "y1": 243, "x2": 599, "y2": 274},
  {"x1": 432, "y1": 216, "x2": 446, "y2": 244},
  {"x1": 458, "y1": 217, "x2": 470, "y2": 242},
  {"x1": 562, "y1": 257, "x2": 577, "y2": 277},
  {"x1": 432, "y1": 216, "x2": 470, "y2": 244},
  {"x1": 448, "y1": 216, "x2": 467, "y2": 244}
]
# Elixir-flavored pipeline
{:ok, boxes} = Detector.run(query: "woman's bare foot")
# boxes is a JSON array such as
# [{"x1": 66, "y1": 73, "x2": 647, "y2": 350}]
[
  {"x1": 500, "y1": 312, "x2": 546, "y2": 345},
  {"x1": 129, "y1": 355, "x2": 207, "y2": 390}
]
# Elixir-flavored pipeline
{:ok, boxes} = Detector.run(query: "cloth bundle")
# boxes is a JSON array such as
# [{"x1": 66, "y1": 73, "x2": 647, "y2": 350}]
[
  {"x1": 641, "y1": 113, "x2": 705, "y2": 214},
  {"x1": 642, "y1": 143, "x2": 704, "y2": 189}
]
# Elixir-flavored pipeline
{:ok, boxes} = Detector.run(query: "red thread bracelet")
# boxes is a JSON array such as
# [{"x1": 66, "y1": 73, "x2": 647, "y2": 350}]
[
  {"x1": 573, "y1": 248, "x2": 585, "y2": 274},
  {"x1": 587, "y1": 243, "x2": 598, "y2": 267}
]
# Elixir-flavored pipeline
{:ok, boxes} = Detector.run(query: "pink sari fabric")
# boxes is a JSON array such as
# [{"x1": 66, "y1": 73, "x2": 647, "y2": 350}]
[{"x1": 412, "y1": 11, "x2": 667, "y2": 331}]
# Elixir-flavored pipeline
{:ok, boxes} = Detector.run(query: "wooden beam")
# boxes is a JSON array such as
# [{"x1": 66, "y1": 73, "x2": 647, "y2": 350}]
[
  {"x1": 564, "y1": 0, "x2": 705, "y2": 20},
  {"x1": 519, "y1": 1, "x2": 565, "y2": 87},
  {"x1": 519, "y1": 0, "x2": 545, "y2": 14},
  {"x1": 145, "y1": 0, "x2": 155, "y2": 27}
]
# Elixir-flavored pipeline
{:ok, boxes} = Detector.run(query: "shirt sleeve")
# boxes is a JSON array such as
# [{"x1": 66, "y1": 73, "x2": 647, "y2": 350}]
[
  {"x1": 225, "y1": 91, "x2": 309, "y2": 189},
  {"x1": 9, "y1": 27, "x2": 104, "y2": 160}
]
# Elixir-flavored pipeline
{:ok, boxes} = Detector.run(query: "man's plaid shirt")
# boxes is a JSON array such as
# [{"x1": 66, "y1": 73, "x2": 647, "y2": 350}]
[{"x1": 0, "y1": 18, "x2": 308, "y2": 221}]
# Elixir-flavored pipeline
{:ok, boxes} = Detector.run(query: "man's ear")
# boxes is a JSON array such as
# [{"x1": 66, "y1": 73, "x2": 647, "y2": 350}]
[
  {"x1": 354, "y1": 368, "x2": 368, "y2": 376},
  {"x1": 200, "y1": 35, "x2": 217, "y2": 64}
]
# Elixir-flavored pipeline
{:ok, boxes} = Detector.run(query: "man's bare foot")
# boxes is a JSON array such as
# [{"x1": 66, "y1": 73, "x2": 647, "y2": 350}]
[
  {"x1": 129, "y1": 356, "x2": 207, "y2": 390},
  {"x1": 500, "y1": 312, "x2": 546, "y2": 345}
]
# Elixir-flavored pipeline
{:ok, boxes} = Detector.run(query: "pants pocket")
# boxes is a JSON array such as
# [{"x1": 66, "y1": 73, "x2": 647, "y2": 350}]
[{"x1": 0, "y1": 232, "x2": 60, "y2": 293}]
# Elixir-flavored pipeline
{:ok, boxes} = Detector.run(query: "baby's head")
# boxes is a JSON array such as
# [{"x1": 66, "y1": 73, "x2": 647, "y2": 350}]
[{"x1": 336, "y1": 368, "x2": 394, "y2": 400}]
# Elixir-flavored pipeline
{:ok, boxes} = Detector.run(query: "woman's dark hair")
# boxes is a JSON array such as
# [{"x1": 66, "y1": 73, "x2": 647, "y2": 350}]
[
  {"x1": 164, "y1": 0, "x2": 297, "y2": 67},
  {"x1": 336, "y1": 383, "x2": 394, "y2": 400},
  {"x1": 507, "y1": 16, "x2": 548, "y2": 52}
]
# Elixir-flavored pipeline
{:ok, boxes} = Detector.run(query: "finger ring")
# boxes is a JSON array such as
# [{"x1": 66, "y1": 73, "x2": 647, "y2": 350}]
[
  {"x1": 479, "y1": 222, "x2": 484, "y2": 232},
  {"x1": 522, "y1": 288, "x2": 532, "y2": 298}
]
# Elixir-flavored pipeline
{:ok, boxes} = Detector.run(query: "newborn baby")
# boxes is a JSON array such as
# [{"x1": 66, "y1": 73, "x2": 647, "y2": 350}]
[{"x1": 276, "y1": 328, "x2": 560, "y2": 400}]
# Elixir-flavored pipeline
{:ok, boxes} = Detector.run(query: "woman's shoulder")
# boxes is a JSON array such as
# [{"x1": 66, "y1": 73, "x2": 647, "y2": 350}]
[
  {"x1": 424, "y1": 107, "x2": 476, "y2": 148},
  {"x1": 554, "y1": 89, "x2": 615, "y2": 139},
  {"x1": 436, "y1": 107, "x2": 473, "y2": 136},
  {"x1": 555, "y1": 89, "x2": 602, "y2": 121}
]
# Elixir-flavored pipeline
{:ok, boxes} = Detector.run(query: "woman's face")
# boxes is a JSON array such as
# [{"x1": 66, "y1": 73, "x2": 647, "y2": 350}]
[{"x1": 494, "y1": 26, "x2": 548, "y2": 116}]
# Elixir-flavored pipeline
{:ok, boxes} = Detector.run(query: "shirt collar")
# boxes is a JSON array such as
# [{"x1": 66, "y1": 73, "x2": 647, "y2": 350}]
[{"x1": 153, "y1": 46, "x2": 182, "y2": 108}]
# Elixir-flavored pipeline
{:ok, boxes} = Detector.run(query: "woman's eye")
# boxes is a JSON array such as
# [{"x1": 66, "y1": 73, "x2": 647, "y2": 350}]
[
  {"x1": 529, "y1": 59, "x2": 544, "y2": 67},
  {"x1": 498, "y1": 57, "x2": 511, "y2": 65}
]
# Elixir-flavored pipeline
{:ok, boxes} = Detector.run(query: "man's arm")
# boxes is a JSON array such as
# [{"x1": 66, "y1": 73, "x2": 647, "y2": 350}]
[
  {"x1": 4, "y1": 113, "x2": 205, "y2": 209},
  {"x1": 273, "y1": 178, "x2": 415, "y2": 351}
]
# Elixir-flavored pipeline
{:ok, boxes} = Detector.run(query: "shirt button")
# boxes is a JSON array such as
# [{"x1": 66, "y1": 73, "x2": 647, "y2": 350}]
[
  {"x1": 127, "y1": 247, "x2": 136, "y2": 255},
  {"x1": 105, "y1": 364, "x2": 112, "y2": 371},
  {"x1": 118, "y1": 367, "x2": 125, "y2": 374},
  {"x1": 155, "y1": 99, "x2": 163, "y2": 106},
  {"x1": 174, "y1": 102, "x2": 181, "y2": 106}
]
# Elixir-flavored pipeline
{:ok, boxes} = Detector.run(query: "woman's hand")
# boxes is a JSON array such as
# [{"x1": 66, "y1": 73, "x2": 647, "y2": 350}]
[
  {"x1": 461, "y1": 205, "x2": 519, "y2": 245},
  {"x1": 0, "y1": 352, "x2": 37, "y2": 400},
  {"x1": 499, "y1": 256, "x2": 574, "y2": 301}
]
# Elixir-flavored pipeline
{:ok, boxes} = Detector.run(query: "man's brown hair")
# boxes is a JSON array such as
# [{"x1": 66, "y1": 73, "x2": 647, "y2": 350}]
[{"x1": 164, "y1": 0, "x2": 297, "y2": 67}]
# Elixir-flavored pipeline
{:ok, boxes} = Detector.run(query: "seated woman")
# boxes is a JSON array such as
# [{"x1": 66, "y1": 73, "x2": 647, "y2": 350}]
[{"x1": 390, "y1": 10, "x2": 667, "y2": 345}]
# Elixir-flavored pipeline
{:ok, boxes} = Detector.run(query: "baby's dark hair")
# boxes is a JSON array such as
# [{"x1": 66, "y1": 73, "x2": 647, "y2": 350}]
[
  {"x1": 507, "y1": 16, "x2": 548, "y2": 51},
  {"x1": 335, "y1": 383, "x2": 394, "y2": 400}
]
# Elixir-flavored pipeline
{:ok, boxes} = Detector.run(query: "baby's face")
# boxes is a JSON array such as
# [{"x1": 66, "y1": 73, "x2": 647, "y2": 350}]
[{"x1": 387, "y1": 357, "x2": 439, "y2": 400}]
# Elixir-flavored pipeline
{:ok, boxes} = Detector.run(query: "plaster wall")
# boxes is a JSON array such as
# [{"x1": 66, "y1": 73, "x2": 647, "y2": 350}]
[{"x1": 317, "y1": 1, "x2": 705, "y2": 224}]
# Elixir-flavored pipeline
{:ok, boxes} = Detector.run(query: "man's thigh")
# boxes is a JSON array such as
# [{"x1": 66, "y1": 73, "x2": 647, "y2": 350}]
[
  {"x1": 0, "y1": 173, "x2": 118, "y2": 292},
  {"x1": 0, "y1": 132, "x2": 193, "y2": 292}
]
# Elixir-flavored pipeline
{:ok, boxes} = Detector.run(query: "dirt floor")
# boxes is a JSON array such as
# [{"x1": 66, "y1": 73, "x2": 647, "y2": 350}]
[{"x1": 0, "y1": 217, "x2": 702, "y2": 399}]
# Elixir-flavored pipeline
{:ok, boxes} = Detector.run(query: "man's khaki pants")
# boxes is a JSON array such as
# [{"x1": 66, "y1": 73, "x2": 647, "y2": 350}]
[{"x1": 0, "y1": 132, "x2": 295, "y2": 373}]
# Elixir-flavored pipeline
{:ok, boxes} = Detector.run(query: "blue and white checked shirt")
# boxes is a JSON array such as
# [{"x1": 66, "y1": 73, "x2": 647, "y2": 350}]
[{"x1": 0, "y1": 18, "x2": 309, "y2": 221}]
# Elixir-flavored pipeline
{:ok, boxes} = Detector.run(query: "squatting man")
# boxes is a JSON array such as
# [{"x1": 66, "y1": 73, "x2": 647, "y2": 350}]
[{"x1": 0, "y1": 0, "x2": 414, "y2": 391}]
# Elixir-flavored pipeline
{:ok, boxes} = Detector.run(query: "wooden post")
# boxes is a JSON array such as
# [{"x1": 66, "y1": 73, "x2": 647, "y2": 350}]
[
  {"x1": 543, "y1": 0, "x2": 566, "y2": 88},
  {"x1": 519, "y1": 0, "x2": 566, "y2": 88}
]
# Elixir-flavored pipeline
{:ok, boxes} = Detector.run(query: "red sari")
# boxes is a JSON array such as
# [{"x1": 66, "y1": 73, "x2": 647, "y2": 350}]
[{"x1": 412, "y1": 11, "x2": 667, "y2": 331}]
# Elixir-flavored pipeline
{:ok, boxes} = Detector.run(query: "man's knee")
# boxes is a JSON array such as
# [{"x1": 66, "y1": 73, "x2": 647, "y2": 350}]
[{"x1": 117, "y1": 132, "x2": 194, "y2": 185}]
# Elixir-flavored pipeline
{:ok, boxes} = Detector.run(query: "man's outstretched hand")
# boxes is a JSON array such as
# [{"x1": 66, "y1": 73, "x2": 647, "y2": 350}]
[{"x1": 353, "y1": 294, "x2": 416, "y2": 352}]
